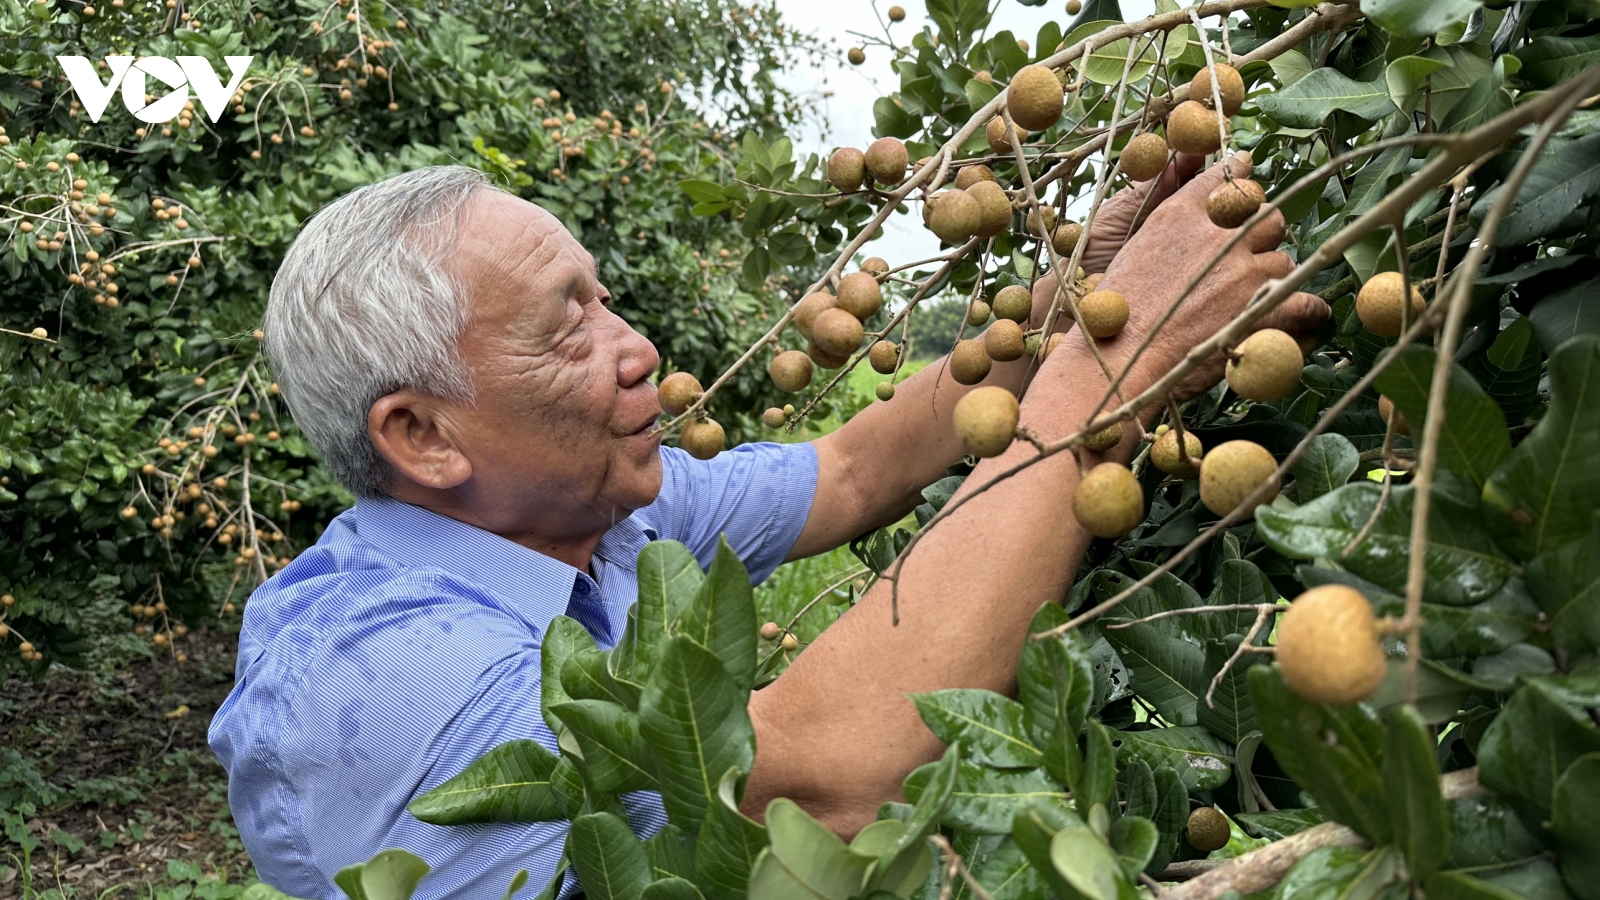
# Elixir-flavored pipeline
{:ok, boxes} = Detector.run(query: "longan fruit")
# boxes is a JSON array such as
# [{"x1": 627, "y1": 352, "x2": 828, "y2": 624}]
[
  {"x1": 865, "y1": 137, "x2": 908, "y2": 186},
  {"x1": 986, "y1": 116, "x2": 1029, "y2": 154},
  {"x1": 1051, "y1": 221, "x2": 1084, "y2": 257},
  {"x1": 888, "y1": 4, "x2": 906, "y2": 21},
  {"x1": 1225, "y1": 328, "x2": 1304, "y2": 402},
  {"x1": 836, "y1": 271, "x2": 884, "y2": 319},
  {"x1": 847, "y1": 47, "x2": 866, "y2": 65},
  {"x1": 967, "y1": 299, "x2": 992, "y2": 327},
  {"x1": 781, "y1": 633, "x2": 800, "y2": 651},
  {"x1": 769, "y1": 350, "x2": 815, "y2": 393},
  {"x1": 967, "y1": 181, "x2": 1013, "y2": 239},
  {"x1": 953, "y1": 386, "x2": 1019, "y2": 458},
  {"x1": 992, "y1": 284, "x2": 1033, "y2": 323},
  {"x1": 1121, "y1": 132, "x2": 1169, "y2": 182},
  {"x1": 875, "y1": 382, "x2": 896, "y2": 401},
  {"x1": 1151, "y1": 429, "x2": 1204, "y2": 478},
  {"x1": 1084, "y1": 421, "x2": 1123, "y2": 452},
  {"x1": 1007, "y1": 64, "x2": 1064, "y2": 132},
  {"x1": 828, "y1": 147, "x2": 866, "y2": 192},
  {"x1": 954, "y1": 165, "x2": 996, "y2": 190},
  {"x1": 1275, "y1": 584, "x2": 1387, "y2": 705},
  {"x1": 1378, "y1": 394, "x2": 1409, "y2": 436},
  {"x1": 680, "y1": 418, "x2": 725, "y2": 460},
  {"x1": 1066, "y1": 0, "x2": 1082, "y2": 13},
  {"x1": 658, "y1": 371, "x2": 703, "y2": 415},
  {"x1": 1199, "y1": 440, "x2": 1279, "y2": 517},
  {"x1": 1207, "y1": 179, "x2": 1266, "y2": 229},
  {"x1": 1187, "y1": 808, "x2": 1231, "y2": 852},
  {"x1": 985, "y1": 319, "x2": 1026, "y2": 362},
  {"x1": 1078, "y1": 289, "x2": 1129, "y2": 339},
  {"x1": 1081, "y1": 272, "x2": 1103, "y2": 293},
  {"x1": 860, "y1": 257, "x2": 890, "y2": 276},
  {"x1": 1190, "y1": 63, "x2": 1246, "y2": 116},
  {"x1": 869, "y1": 340, "x2": 900, "y2": 375},
  {"x1": 925, "y1": 189, "x2": 982, "y2": 244},
  {"x1": 950, "y1": 339, "x2": 992, "y2": 385},
  {"x1": 1356, "y1": 272, "x2": 1426, "y2": 337},
  {"x1": 1036, "y1": 332, "x2": 1066, "y2": 361},
  {"x1": 760, "y1": 621, "x2": 781, "y2": 640},
  {"x1": 1167, "y1": 100, "x2": 1226, "y2": 156},
  {"x1": 793, "y1": 290, "x2": 837, "y2": 340},
  {"x1": 811, "y1": 307, "x2": 865, "y2": 356},
  {"x1": 1073, "y1": 463, "x2": 1144, "y2": 538},
  {"x1": 808, "y1": 340, "x2": 852, "y2": 369},
  {"x1": 1024, "y1": 205, "x2": 1056, "y2": 237}
]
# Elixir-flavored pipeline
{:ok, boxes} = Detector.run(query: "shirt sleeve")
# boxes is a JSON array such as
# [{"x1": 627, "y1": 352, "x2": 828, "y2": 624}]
[{"x1": 644, "y1": 442, "x2": 819, "y2": 584}]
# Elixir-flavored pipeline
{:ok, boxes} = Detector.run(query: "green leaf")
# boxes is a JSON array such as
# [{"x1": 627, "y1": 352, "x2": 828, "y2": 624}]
[
  {"x1": 1277, "y1": 846, "x2": 1406, "y2": 900},
  {"x1": 1551, "y1": 753, "x2": 1600, "y2": 900},
  {"x1": 1381, "y1": 706, "x2": 1449, "y2": 879},
  {"x1": 1293, "y1": 433, "x2": 1360, "y2": 502},
  {"x1": 550, "y1": 700, "x2": 656, "y2": 794},
  {"x1": 1101, "y1": 620, "x2": 1206, "y2": 727},
  {"x1": 1113, "y1": 726, "x2": 1234, "y2": 792},
  {"x1": 1528, "y1": 275, "x2": 1600, "y2": 355},
  {"x1": 1517, "y1": 33, "x2": 1600, "y2": 89},
  {"x1": 1049, "y1": 824, "x2": 1130, "y2": 900},
  {"x1": 1384, "y1": 55, "x2": 1446, "y2": 114},
  {"x1": 638, "y1": 636, "x2": 756, "y2": 831},
  {"x1": 673, "y1": 538, "x2": 758, "y2": 691},
  {"x1": 569, "y1": 812, "x2": 651, "y2": 900},
  {"x1": 1062, "y1": 19, "x2": 1168, "y2": 86},
  {"x1": 1464, "y1": 316, "x2": 1543, "y2": 426},
  {"x1": 635, "y1": 540, "x2": 704, "y2": 671},
  {"x1": 1425, "y1": 871, "x2": 1526, "y2": 900},
  {"x1": 1074, "y1": 722, "x2": 1118, "y2": 820},
  {"x1": 907, "y1": 759, "x2": 1067, "y2": 835},
  {"x1": 1011, "y1": 799, "x2": 1083, "y2": 899},
  {"x1": 406, "y1": 739, "x2": 564, "y2": 825},
  {"x1": 873, "y1": 96, "x2": 922, "y2": 140},
  {"x1": 1249, "y1": 667, "x2": 1391, "y2": 843},
  {"x1": 1361, "y1": 0, "x2": 1480, "y2": 37},
  {"x1": 1483, "y1": 336, "x2": 1600, "y2": 560},
  {"x1": 1237, "y1": 807, "x2": 1328, "y2": 840},
  {"x1": 644, "y1": 824, "x2": 697, "y2": 882},
  {"x1": 849, "y1": 821, "x2": 934, "y2": 897},
  {"x1": 1441, "y1": 71, "x2": 1513, "y2": 133},
  {"x1": 1486, "y1": 134, "x2": 1600, "y2": 248},
  {"x1": 543, "y1": 615, "x2": 600, "y2": 733},
  {"x1": 968, "y1": 838, "x2": 1050, "y2": 899},
  {"x1": 679, "y1": 180, "x2": 726, "y2": 205},
  {"x1": 695, "y1": 768, "x2": 767, "y2": 900},
  {"x1": 1018, "y1": 603, "x2": 1096, "y2": 745},
  {"x1": 1257, "y1": 68, "x2": 1396, "y2": 128},
  {"x1": 1298, "y1": 567, "x2": 1537, "y2": 659},
  {"x1": 1526, "y1": 515, "x2": 1600, "y2": 656},
  {"x1": 909, "y1": 689, "x2": 1043, "y2": 769},
  {"x1": 1198, "y1": 560, "x2": 1278, "y2": 644},
  {"x1": 1373, "y1": 344, "x2": 1511, "y2": 488},
  {"x1": 1198, "y1": 636, "x2": 1264, "y2": 744},
  {"x1": 1258, "y1": 482, "x2": 1515, "y2": 606},
  {"x1": 1443, "y1": 795, "x2": 1549, "y2": 870},
  {"x1": 748, "y1": 799, "x2": 869, "y2": 900},
  {"x1": 1108, "y1": 815, "x2": 1159, "y2": 882},
  {"x1": 1477, "y1": 682, "x2": 1600, "y2": 820},
  {"x1": 332, "y1": 850, "x2": 430, "y2": 900},
  {"x1": 641, "y1": 879, "x2": 704, "y2": 900}
]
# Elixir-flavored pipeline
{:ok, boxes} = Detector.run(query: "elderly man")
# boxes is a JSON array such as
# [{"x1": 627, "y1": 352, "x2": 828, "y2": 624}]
[{"x1": 209, "y1": 154, "x2": 1325, "y2": 898}]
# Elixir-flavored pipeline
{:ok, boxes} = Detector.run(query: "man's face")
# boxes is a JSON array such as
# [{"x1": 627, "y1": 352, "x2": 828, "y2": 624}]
[{"x1": 442, "y1": 191, "x2": 663, "y2": 534}]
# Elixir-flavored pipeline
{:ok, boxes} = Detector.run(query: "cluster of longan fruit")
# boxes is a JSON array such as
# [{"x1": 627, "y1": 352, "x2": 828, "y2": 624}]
[{"x1": 0, "y1": 593, "x2": 42, "y2": 663}]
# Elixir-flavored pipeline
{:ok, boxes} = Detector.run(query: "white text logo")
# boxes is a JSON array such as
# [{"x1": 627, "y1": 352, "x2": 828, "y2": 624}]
[{"x1": 55, "y1": 55, "x2": 254, "y2": 124}]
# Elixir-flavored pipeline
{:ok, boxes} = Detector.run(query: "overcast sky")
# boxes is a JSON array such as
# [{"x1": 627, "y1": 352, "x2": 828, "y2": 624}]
[{"x1": 769, "y1": 0, "x2": 1158, "y2": 268}]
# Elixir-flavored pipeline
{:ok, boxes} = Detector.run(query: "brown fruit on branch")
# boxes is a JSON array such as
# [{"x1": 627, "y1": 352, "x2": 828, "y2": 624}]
[
  {"x1": 869, "y1": 340, "x2": 900, "y2": 374},
  {"x1": 953, "y1": 386, "x2": 1019, "y2": 458},
  {"x1": 1167, "y1": 100, "x2": 1227, "y2": 155},
  {"x1": 888, "y1": 4, "x2": 906, "y2": 21},
  {"x1": 1187, "y1": 808, "x2": 1231, "y2": 852},
  {"x1": 762, "y1": 407, "x2": 787, "y2": 429},
  {"x1": 1225, "y1": 328, "x2": 1304, "y2": 401},
  {"x1": 1037, "y1": 332, "x2": 1066, "y2": 360},
  {"x1": 950, "y1": 339, "x2": 993, "y2": 385},
  {"x1": 1081, "y1": 272, "x2": 1103, "y2": 293},
  {"x1": 1356, "y1": 271, "x2": 1426, "y2": 337},
  {"x1": 1051, "y1": 221, "x2": 1085, "y2": 257},
  {"x1": 967, "y1": 181, "x2": 1013, "y2": 239},
  {"x1": 967, "y1": 299, "x2": 992, "y2": 327},
  {"x1": 811, "y1": 307, "x2": 865, "y2": 356},
  {"x1": 1199, "y1": 440, "x2": 1279, "y2": 517},
  {"x1": 827, "y1": 147, "x2": 866, "y2": 192},
  {"x1": 1007, "y1": 64, "x2": 1064, "y2": 131},
  {"x1": 861, "y1": 256, "x2": 890, "y2": 276},
  {"x1": 1190, "y1": 63, "x2": 1246, "y2": 116},
  {"x1": 837, "y1": 271, "x2": 884, "y2": 319},
  {"x1": 1073, "y1": 462, "x2": 1144, "y2": 538},
  {"x1": 1024, "y1": 205, "x2": 1056, "y2": 237},
  {"x1": 986, "y1": 116, "x2": 1029, "y2": 153},
  {"x1": 985, "y1": 319, "x2": 1026, "y2": 362},
  {"x1": 1084, "y1": 421, "x2": 1123, "y2": 451},
  {"x1": 1066, "y1": 0, "x2": 1082, "y2": 12},
  {"x1": 1206, "y1": 178, "x2": 1266, "y2": 229},
  {"x1": 1151, "y1": 429, "x2": 1204, "y2": 478},
  {"x1": 658, "y1": 372, "x2": 703, "y2": 415},
  {"x1": 1120, "y1": 132, "x2": 1169, "y2": 182},
  {"x1": 865, "y1": 137, "x2": 908, "y2": 186},
  {"x1": 793, "y1": 290, "x2": 837, "y2": 340},
  {"x1": 808, "y1": 340, "x2": 852, "y2": 369},
  {"x1": 681, "y1": 418, "x2": 726, "y2": 460},
  {"x1": 760, "y1": 621, "x2": 781, "y2": 640},
  {"x1": 992, "y1": 284, "x2": 1034, "y2": 323},
  {"x1": 847, "y1": 47, "x2": 866, "y2": 65},
  {"x1": 955, "y1": 164, "x2": 996, "y2": 190},
  {"x1": 1078, "y1": 289, "x2": 1129, "y2": 338},
  {"x1": 1275, "y1": 584, "x2": 1387, "y2": 705},
  {"x1": 925, "y1": 189, "x2": 982, "y2": 244},
  {"x1": 1378, "y1": 394, "x2": 1410, "y2": 436},
  {"x1": 769, "y1": 349, "x2": 815, "y2": 393},
  {"x1": 876, "y1": 381, "x2": 896, "y2": 401}
]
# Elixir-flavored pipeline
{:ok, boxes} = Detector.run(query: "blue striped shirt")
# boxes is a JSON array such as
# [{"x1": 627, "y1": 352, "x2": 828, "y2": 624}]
[{"x1": 208, "y1": 442, "x2": 819, "y2": 899}]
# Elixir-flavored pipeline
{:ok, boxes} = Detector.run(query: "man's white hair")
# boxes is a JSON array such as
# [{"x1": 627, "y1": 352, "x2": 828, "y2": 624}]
[{"x1": 264, "y1": 165, "x2": 505, "y2": 497}]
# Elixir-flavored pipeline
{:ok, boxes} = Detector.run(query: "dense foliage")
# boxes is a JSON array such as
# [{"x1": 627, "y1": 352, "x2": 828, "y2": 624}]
[{"x1": 0, "y1": 0, "x2": 820, "y2": 671}]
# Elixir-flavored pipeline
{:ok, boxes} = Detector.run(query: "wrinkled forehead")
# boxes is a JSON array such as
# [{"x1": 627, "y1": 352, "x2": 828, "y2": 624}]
[{"x1": 449, "y1": 192, "x2": 599, "y2": 309}]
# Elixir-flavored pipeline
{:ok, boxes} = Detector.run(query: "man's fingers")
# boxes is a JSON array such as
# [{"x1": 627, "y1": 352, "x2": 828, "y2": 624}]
[
  {"x1": 1258, "y1": 291, "x2": 1331, "y2": 334},
  {"x1": 1255, "y1": 250, "x2": 1294, "y2": 280},
  {"x1": 1244, "y1": 206, "x2": 1287, "y2": 253},
  {"x1": 1172, "y1": 150, "x2": 1253, "y2": 213}
]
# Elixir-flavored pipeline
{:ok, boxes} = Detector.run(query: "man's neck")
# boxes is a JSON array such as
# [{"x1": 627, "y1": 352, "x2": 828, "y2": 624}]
[{"x1": 383, "y1": 484, "x2": 609, "y2": 573}]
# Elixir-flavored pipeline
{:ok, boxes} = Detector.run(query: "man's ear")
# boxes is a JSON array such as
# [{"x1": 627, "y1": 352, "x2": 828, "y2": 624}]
[{"x1": 368, "y1": 391, "x2": 472, "y2": 490}]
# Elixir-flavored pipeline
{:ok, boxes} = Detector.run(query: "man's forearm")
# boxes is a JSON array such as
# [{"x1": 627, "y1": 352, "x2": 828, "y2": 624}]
[{"x1": 746, "y1": 335, "x2": 1156, "y2": 833}]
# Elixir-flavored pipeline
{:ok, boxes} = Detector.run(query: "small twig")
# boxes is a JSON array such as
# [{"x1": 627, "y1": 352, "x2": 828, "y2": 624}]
[{"x1": 1204, "y1": 606, "x2": 1274, "y2": 708}]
